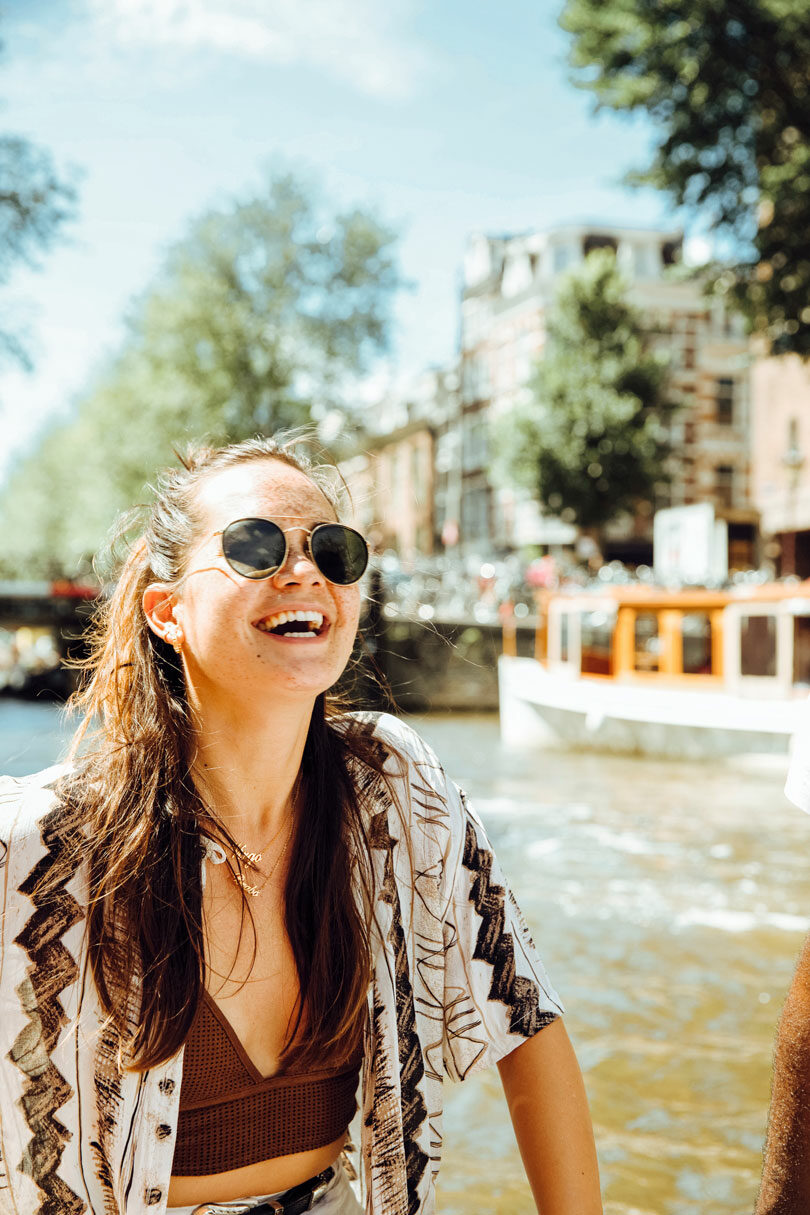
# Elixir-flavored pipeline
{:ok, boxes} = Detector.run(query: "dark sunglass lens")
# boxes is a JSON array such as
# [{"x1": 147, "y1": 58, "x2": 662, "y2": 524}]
[
  {"x1": 311, "y1": 524, "x2": 369, "y2": 585},
  {"x1": 222, "y1": 519, "x2": 286, "y2": 578}
]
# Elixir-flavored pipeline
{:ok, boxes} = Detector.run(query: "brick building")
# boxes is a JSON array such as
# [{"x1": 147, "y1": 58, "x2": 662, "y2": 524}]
[{"x1": 340, "y1": 368, "x2": 456, "y2": 561}]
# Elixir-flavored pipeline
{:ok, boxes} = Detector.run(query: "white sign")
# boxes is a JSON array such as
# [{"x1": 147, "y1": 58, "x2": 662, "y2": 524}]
[{"x1": 653, "y1": 503, "x2": 728, "y2": 585}]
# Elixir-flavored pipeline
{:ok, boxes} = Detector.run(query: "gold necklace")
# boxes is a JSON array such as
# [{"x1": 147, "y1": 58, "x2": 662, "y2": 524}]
[
  {"x1": 229, "y1": 778, "x2": 301, "y2": 870},
  {"x1": 231, "y1": 817, "x2": 289, "y2": 870},
  {"x1": 231, "y1": 825, "x2": 293, "y2": 898}
]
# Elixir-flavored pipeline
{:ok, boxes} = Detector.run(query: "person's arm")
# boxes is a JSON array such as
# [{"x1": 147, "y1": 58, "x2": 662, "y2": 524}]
[
  {"x1": 498, "y1": 1018, "x2": 602, "y2": 1214},
  {"x1": 756, "y1": 934, "x2": 810, "y2": 1214}
]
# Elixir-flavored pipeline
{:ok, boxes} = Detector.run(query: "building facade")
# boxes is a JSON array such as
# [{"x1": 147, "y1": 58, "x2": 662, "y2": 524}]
[
  {"x1": 458, "y1": 223, "x2": 756, "y2": 565},
  {"x1": 751, "y1": 354, "x2": 810, "y2": 576},
  {"x1": 340, "y1": 367, "x2": 456, "y2": 562}
]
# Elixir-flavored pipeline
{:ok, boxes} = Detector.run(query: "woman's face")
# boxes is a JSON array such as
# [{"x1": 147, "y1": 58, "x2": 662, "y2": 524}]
[{"x1": 158, "y1": 459, "x2": 362, "y2": 707}]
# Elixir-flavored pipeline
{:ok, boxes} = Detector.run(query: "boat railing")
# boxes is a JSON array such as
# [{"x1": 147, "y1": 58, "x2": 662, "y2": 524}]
[{"x1": 501, "y1": 584, "x2": 810, "y2": 698}]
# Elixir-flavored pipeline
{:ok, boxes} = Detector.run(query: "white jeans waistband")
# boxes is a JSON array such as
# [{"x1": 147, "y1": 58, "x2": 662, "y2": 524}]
[{"x1": 166, "y1": 1161, "x2": 362, "y2": 1215}]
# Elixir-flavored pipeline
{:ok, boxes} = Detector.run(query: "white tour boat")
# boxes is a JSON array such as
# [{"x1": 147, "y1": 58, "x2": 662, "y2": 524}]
[{"x1": 499, "y1": 583, "x2": 810, "y2": 759}]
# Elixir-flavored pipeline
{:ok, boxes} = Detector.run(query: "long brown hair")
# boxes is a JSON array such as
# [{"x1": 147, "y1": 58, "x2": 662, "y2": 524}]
[{"x1": 58, "y1": 435, "x2": 384, "y2": 1072}]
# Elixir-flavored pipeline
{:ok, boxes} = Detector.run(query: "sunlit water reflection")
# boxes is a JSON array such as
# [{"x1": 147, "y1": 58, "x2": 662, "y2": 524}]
[
  {"x1": 2, "y1": 702, "x2": 808, "y2": 1213},
  {"x1": 410, "y1": 713, "x2": 809, "y2": 1215}
]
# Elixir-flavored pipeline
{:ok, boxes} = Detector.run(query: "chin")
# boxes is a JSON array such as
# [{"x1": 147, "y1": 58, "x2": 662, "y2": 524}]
[{"x1": 271, "y1": 667, "x2": 349, "y2": 700}]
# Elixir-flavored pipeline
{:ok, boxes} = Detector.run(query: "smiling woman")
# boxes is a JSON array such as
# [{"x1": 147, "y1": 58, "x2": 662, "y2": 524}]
[{"x1": 0, "y1": 435, "x2": 602, "y2": 1215}]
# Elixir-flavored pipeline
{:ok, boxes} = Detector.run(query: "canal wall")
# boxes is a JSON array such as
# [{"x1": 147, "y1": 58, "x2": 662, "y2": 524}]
[{"x1": 351, "y1": 616, "x2": 537, "y2": 713}]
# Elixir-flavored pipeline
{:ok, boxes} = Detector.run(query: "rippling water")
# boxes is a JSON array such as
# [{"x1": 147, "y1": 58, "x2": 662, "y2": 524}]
[
  {"x1": 410, "y1": 713, "x2": 808, "y2": 1215},
  {"x1": 2, "y1": 701, "x2": 807, "y2": 1214}
]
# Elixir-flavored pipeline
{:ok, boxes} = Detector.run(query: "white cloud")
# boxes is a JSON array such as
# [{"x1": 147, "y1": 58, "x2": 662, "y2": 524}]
[{"x1": 85, "y1": 0, "x2": 429, "y2": 98}]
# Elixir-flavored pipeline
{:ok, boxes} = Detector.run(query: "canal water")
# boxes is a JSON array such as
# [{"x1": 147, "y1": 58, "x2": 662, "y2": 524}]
[{"x1": 2, "y1": 701, "x2": 808, "y2": 1214}]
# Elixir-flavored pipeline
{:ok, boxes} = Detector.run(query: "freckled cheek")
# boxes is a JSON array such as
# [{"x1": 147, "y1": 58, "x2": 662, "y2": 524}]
[
  {"x1": 337, "y1": 593, "x2": 362, "y2": 644},
  {"x1": 181, "y1": 595, "x2": 249, "y2": 653}
]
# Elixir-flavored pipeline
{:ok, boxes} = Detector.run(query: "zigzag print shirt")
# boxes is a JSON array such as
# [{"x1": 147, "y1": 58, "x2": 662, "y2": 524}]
[{"x1": 0, "y1": 713, "x2": 563, "y2": 1215}]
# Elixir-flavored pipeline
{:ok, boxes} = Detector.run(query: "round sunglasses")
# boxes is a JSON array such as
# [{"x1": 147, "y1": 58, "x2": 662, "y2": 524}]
[{"x1": 219, "y1": 517, "x2": 369, "y2": 586}]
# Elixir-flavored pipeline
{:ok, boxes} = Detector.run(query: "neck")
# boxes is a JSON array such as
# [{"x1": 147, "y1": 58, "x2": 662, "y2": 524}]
[{"x1": 188, "y1": 685, "x2": 317, "y2": 844}]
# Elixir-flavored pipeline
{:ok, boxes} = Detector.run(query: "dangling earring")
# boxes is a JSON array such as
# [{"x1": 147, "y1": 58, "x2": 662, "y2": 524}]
[{"x1": 165, "y1": 624, "x2": 184, "y2": 654}]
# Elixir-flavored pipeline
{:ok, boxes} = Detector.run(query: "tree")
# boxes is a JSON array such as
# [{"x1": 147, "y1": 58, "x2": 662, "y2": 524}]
[
  {"x1": 491, "y1": 250, "x2": 676, "y2": 545},
  {"x1": 0, "y1": 68, "x2": 76, "y2": 367},
  {"x1": 560, "y1": 0, "x2": 810, "y2": 357},
  {"x1": 0, "y1": 170, "x2": 400, "y2": 578}
]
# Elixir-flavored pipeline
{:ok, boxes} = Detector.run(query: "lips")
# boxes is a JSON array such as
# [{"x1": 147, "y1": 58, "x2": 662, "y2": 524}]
[{"x1": 253, "y1": 609, "x2": 327, "y2": 638}]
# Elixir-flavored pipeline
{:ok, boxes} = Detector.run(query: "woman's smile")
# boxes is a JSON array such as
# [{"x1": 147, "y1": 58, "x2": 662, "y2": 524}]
[{"x1": 253, "y1": 606, "x2": 330, "y2": 640}]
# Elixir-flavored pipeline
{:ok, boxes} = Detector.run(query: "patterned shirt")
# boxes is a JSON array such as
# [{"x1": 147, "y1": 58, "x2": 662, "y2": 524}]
[{"x1": 0, "y1": 713, "x2": 563, "y2": 1215}]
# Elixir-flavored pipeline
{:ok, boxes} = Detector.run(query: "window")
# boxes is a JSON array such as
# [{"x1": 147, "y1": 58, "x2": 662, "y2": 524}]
[
  {"x1": 661, "y1": 240, "x2": 680, "y2": 267},
  {"x1": 583, "y1": 234, "x2": 618, "y2": 258},
  {"x1": 794, "y1": 616, "x2": 810, "y2": 687},
  {"x1": 716, "y1": 378, "x2": 734, "y2": 424},
  {"x1": 461, "y1": 409, "x2": 489, "y2": 472},
  {"x1": 715, "y1": 465, "x2": 734, "y2": 509},
  {"x1": 461, "y1": 299, "x2": 479, "y2": 350},
  {"x1": 741, "y1": 615, "x2": 777, "y2": 678},
  {"x1": 634, "y1": 613, "x2": 660, "y2": 672},
  {"x1": 785, "y1": 417, "x2": 803, "y2": 474},
  {"x1": 461, "y1": 486, "x2": 490, "y2": 544},
  {"x1": 789, "y1": 417, "x2": 800, "y2": 450},
  {"x1": 682, "y1": 613, "x2": 712, "y2": 675},
  {"x1": 580, "y1": 611, "x2": 613, "y2": 676},
  {"x1": 461, "y1": 356, "x2": 490, "y2": 405},
  {"x1": 411, "y1": 445, "x2": 424, "y2": 499}
]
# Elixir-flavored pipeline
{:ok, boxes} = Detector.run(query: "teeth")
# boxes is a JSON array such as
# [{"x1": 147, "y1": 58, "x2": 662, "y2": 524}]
[{"x1": 256, "y1": 610, "x2": 325, "y2": 633}]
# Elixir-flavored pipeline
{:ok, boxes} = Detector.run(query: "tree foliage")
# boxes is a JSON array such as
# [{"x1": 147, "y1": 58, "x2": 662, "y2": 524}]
[
  {"x1": 0, "y1": 171, "x2": 400, "y2": 578},
  {"x1": 0, "y1": 64, "x2": 76, "y2": 367},
  {"x1": 560, "y1": 0, "x2": 810, "y2": 356},
  {"x1": 491, "y1": 251, "x2": 676, "y2": 536}
]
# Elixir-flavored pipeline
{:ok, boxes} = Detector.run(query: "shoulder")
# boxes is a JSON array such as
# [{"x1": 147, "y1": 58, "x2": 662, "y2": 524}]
[
  {"x1": 336, "y1": 712, "x2": 469, "y2": 860},
  {"x1": 337, "y1": 710, "x2": 449, "y2": 789},
  {"x1": 0, "y1": 764, "x2": 71, "y2": 846}
]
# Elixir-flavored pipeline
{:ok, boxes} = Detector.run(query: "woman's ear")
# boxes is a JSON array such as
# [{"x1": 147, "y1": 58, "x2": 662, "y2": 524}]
[{"x1": 142, "y1": 584, "x2": 180, "y2": 643}]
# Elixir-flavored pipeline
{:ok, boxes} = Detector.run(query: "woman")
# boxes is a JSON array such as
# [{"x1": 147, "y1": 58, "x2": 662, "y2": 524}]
[{"x1": 0, "y1": 436, "x2": 602, "y2": 1215}]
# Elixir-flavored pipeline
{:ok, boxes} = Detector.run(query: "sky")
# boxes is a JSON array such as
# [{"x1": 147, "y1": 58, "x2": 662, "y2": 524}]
[{"x1": 0, "y1": 0, "x2": 674, "y2": 484}]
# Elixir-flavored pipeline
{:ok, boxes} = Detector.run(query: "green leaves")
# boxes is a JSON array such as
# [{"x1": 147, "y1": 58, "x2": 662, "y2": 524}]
[
  {"x1": 491, "y1": 250, "x2": 677, "y2": 535},
  {"x1": 0, "y1": 132, "x2": 77, "y2": 369},
  {"x1": 0, "y1": 170, "x2": 400, "y2": 578},
  {"x1": 560, "y1": 0, "x2": 810, "y2": 356}
]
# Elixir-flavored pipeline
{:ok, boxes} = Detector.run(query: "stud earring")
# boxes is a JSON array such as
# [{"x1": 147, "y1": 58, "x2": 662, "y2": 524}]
[{"x1": 164, "y1": 624, "x2": 184, "y2": 654}]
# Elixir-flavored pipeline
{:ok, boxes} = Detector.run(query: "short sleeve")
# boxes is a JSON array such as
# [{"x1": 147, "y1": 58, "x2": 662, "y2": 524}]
[
  {"x1": 786, "y1": 695, "x2": 810, "y2": 813},
  {"x1": 441, "y1": 787, "x2": 564, "y2": 1083}
]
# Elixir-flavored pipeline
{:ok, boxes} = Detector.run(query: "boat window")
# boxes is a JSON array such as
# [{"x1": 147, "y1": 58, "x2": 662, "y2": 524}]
[
  {"x1": 560, "y1": 612, "x2": 570, "y2": 663},
  {"x1": 634, "y1": 612, "x2": 660, "y2": 672},
  {"x1": 794, "y1": 616, "x2": 810, "y2": 687},
  {"x1": 740, "y1": 614, "x2": 777, "y2": 678},
  {"x1": 682, "y1": 612, "x2": 712, "y2": 675},
  {"x1": 580, "y1": 611, "x2": 613, "y2": 676}
]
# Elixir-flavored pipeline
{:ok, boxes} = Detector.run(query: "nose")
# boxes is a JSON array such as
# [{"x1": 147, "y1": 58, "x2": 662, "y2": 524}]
[{"x1": 272, "y1": 532, "x2": 323, "y2": 586}]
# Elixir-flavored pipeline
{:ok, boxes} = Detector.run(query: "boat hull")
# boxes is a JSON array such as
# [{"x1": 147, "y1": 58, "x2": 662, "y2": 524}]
[{"x1": 498, "y1": 656, "x2": 806, "y2": 759}]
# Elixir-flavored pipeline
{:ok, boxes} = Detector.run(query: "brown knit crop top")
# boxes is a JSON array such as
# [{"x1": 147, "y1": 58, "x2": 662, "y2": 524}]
[{"x1": 172, "y1": 992, "x2": 361, "y2": 1177}]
